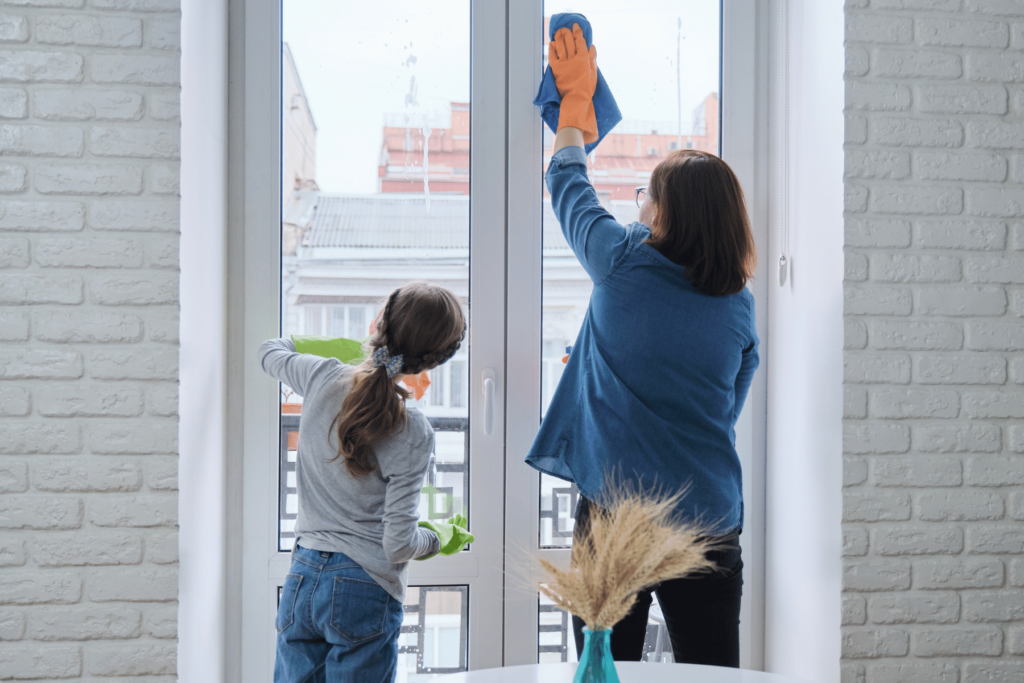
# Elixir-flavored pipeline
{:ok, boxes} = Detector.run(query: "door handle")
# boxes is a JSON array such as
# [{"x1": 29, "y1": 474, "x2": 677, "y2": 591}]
[{"x1": 481, "y1": 369, "x2": 495, "y2": 436}]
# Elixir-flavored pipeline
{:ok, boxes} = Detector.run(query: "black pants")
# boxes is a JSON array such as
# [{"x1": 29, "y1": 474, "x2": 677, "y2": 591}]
[{"x1": 570, "y1": 497, "x2": 743, "y2": 667}]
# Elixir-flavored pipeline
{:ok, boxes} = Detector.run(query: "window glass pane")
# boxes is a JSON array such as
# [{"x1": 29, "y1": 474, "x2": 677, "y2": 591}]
[
  {"x1": 449, "y1": 359, "x2": 466, "y2": 408},
  {"x1": 304, "y1": 305, "x2": 322, "y2": 335},
  {"x1": 538, "y1": 590, "x2": 577, "y2": 664},
  {"x1": 328, "y1": 306, "x2": 346, "y2": 337},
  {"x1": 538, "y1": 1, "x2": 721, "y2": 548},
  {"x1": 347, "y1": 306, "x2": 366, "y2": 340},
  {"x1": 400, "y1": 586, "x2": 469, "y2": 678},
  {"x1": 280, "y1": 0, "x2": 471, "y2": 552},
  {"x1": 428, "y1": 365, "x2": 447, "y2": 408},
  {"x1": 418, "y1": 425, "x2": 467, "y2": 524}
]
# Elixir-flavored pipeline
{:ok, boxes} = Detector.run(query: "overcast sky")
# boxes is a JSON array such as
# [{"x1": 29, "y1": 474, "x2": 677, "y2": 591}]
[{"x1": 283, "y1": 0, "x2": 720, "y2": 193}]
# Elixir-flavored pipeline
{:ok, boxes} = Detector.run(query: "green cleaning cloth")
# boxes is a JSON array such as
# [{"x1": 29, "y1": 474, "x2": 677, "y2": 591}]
[
  {"x1": 416, "y1": 514, "x2": 474, "y2": 560},
  {"x1": 291, "y1": 335, "x2": 366, "y2": 365}
]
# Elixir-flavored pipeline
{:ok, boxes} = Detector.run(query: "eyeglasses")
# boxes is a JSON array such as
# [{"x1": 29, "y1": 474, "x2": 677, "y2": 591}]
[{"x1": 635, "y1": 186, "x2": 647, "y2": 208}]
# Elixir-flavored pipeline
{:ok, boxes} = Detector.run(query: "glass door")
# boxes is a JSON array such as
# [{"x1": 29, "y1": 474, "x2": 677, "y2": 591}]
[
  {"x1": 505, "y1": 0, "x2": 765, "y2": 668},
  {"x1": 278, "y1": 2, "x2": 485, "y2": 673},
  {"x1": 243, "y1": 1, "x2": 507, "y2": 679}
]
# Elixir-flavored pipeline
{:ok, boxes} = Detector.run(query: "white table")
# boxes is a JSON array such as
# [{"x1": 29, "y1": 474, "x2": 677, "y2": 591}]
[{"x1": 436, "y1": 663, "x2": 812, "y2": 683}]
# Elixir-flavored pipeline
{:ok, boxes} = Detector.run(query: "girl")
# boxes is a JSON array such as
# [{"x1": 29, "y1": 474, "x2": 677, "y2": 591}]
[
  {"x1": 528, "y1": 26, "x2": 759, "y2": 667},
  {"x1": 261, "y1": 282, "x2": 466, "y2": 683}
]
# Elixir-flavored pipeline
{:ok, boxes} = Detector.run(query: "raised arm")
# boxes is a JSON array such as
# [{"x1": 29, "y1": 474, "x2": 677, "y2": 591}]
[
  {"x1": 258, "y1": 337, "x2": 334, "y2": 398},
  {"x1": 545, "y1": 25, "x2": 629, "y2": 283},
  {"x1": 546, "y1": 144, "x2": 630, "y2": 284},
  {"x1": 553, "y1": 126, "x2": 584, "y2": 154}
]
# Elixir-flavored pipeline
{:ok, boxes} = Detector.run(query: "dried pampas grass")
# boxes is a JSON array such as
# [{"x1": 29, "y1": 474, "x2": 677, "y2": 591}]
[{"x1": 538, "y1": 482, "x2": 721, "y2": 631}]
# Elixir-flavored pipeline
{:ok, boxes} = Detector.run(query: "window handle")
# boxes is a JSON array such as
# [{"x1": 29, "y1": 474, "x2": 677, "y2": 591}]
[{"x1": 481, "y1": 369, "x2": 495, "y2": 436}]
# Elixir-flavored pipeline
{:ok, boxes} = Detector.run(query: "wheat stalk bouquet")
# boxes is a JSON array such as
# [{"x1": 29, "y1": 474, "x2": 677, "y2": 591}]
[{"x1": 538, "y1": 482, "x2": 720, "y2": 631}]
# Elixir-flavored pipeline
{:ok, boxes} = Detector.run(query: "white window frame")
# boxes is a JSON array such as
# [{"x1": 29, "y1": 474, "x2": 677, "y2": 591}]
[{"x1": 228, "y1": 0, "x2": 769, "y2": 678}]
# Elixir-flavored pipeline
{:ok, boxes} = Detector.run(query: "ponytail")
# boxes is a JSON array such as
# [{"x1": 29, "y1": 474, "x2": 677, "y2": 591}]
[
  {"x1": 331, "y1": 364, "x2": 410, "y2": 477},
  {"x1": 330, "y1": 282, "x2": 466, "y2": 477}
]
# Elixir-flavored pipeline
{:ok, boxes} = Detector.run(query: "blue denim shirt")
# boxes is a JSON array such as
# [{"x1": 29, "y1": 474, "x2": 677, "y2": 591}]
[{"x1": 526, "y1": 146, "x2": 760, "y2": 535}]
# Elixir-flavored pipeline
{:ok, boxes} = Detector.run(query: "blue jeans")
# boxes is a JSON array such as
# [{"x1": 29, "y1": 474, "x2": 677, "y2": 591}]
[{"x1": 275, "y1": 545, "x2": 404, "y2": 683}]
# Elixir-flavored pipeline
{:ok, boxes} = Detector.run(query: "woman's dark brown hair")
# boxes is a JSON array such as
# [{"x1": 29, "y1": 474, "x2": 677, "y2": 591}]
[
  {"x1": 332, "y1": 282, "x2": 466, "y2": 477},
  {"x1": 645, "y1": 150, "x2": 757, "y2": 297}
]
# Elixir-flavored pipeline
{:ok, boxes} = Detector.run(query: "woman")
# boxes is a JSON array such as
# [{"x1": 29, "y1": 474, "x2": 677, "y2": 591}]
[{"x1": 527, "y1": 25, "x2": 759, "y2": 667}]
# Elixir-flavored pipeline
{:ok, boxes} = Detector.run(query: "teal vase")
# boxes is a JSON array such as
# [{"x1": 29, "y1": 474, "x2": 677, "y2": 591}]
[{"x1": 574, "y1": 628, "x2": 620, "y2": 683}]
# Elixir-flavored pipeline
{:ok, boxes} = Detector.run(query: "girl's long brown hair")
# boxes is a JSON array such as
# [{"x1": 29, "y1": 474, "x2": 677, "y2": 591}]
[
  {"x1": 645, "y1": 150, "x2": 757, "y2": 297},
  {"x1": 332, "y1": 282, "x2": 466, "y2": 477}
]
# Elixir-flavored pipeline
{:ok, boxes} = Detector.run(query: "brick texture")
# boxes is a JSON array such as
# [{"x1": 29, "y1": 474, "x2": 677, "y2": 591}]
[
  {"x1": 0, "y1": 1, "x2": 179, "y2": 678},
  {"x1": 846, "y1": 2, "x2": 1024, "y2": 680}
]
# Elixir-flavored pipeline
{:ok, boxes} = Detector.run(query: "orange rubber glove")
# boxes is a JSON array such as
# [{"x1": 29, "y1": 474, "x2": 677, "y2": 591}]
[
  {"x1": 402, "y1": 372, "x2": 431, "y2": 401},
  {"x1": 549, "y1": 23, "x2": 599, "y2": 144}
]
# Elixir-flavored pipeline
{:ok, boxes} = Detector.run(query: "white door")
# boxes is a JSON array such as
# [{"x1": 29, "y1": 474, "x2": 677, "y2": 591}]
[{"x1": 240, "y1": 0, "x2": 766, "y2": 678}]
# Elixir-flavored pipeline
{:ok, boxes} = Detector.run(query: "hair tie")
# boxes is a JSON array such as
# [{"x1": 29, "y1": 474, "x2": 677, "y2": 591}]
[{"x1": 371, "y1": 346, "x2": 404, "y2": 378}]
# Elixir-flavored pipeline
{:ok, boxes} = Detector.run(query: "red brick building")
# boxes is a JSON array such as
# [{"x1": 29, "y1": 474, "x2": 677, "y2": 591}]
[{"x1": 377, "y1": 93, "x2": 719, "y2": 200}]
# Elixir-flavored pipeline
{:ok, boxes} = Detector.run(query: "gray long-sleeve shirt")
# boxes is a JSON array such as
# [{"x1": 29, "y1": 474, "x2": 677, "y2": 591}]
[{"x1": 259, "y1": 338, "x2": 439, "y2": 600}]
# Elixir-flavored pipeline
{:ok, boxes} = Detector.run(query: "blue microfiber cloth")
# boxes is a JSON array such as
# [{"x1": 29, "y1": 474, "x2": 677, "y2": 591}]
[{"x1": 533, "y1": 13, "x2": 622, "y2": 154}]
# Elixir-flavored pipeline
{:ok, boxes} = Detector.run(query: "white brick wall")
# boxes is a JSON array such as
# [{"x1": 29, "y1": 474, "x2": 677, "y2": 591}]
[
  {"x1": 845, "y1": 2, "x2": 1024, "y2": 682},
  {"x1": 0, "y1": 0, "x2": 179, "y2": 678}
]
